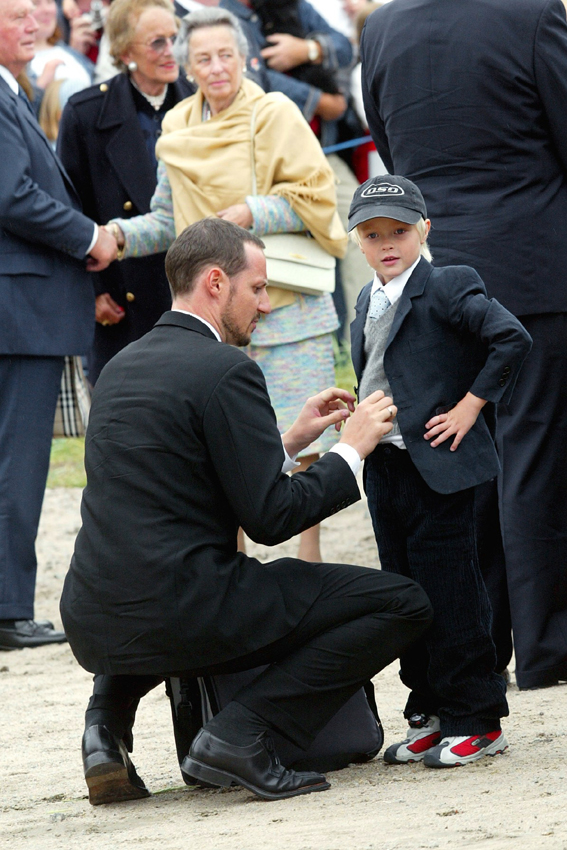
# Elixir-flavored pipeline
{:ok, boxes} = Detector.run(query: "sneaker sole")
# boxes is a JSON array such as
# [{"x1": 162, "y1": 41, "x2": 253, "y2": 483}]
[
  {"x1": 384, "y1": 750, "x2": 426, "y2": 764},
  {"x1": 423, "y1": 738, "x2": 509, "y2": 769}
]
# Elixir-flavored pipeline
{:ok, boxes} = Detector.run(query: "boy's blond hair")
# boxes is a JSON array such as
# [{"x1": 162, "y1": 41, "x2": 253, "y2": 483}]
[{"x1": 350, "y1": 217, "x2": 433, "y2": 263}]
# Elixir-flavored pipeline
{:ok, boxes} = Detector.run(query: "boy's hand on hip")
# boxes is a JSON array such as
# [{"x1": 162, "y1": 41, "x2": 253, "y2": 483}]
[{"x1": 424, "y1": 392, "x2": 486, "y2": 451}]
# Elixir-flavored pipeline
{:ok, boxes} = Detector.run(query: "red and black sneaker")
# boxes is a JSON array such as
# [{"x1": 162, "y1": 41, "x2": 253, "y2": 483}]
[
  {"x1": 383, "y1": 714, "x2": 441, "y2": 764},
  {"x1": 423, "y1": 730, "x2": 509, "y2": 768}
]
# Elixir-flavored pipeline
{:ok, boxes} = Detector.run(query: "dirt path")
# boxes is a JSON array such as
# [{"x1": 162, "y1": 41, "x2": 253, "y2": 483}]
[{"x1": 1, "y1": 487, "x2": 566, "y2": 850}]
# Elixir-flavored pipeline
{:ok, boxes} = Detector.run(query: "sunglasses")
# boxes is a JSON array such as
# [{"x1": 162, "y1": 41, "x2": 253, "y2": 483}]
[{"x1": 134, "y1": 35, "x2": 177, "y2": 54}]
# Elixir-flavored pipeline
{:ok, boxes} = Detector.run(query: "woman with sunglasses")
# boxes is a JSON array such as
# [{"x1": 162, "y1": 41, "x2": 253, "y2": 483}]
[{"x1": 57, "y1": 0, "x2": 195, "y2": 385}]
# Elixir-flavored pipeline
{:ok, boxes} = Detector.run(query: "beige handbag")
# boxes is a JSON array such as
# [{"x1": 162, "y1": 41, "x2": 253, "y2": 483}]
[{"x1": 250, "y1": 105, "x2": 336, "y2": 296}]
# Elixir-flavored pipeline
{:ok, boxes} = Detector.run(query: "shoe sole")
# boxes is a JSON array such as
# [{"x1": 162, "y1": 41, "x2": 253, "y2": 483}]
[
  {"x1": 423, "y1": 740, "x2": 509, "y2": 769},
  {"x1": 383, "y1": 750, "x2": 426, "y2": 764},
  {"x1": 85, "y1": 761, "x2": 150, "y2": 805},
  {"x1": 181, "y1": 756, "x2": 331, "y2": 801}
]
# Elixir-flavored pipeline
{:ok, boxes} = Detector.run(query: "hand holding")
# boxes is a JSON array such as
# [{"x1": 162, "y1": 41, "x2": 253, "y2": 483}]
[
  {"x1": 261, "y1": 34, "x2": 314, "y2": 72},
  {"x1": 87, "y1": 227, "x2": 118, "y2": 272},
  {"x1": 339, "y1": 390, "x2": 397, "y2": 460},
  {"x1": 424, "y1": 392, "x2": 486, "y2": 451},
  {"x1": 283, "y1": 387, "x2": 356, "y2": 458},
  {"x1": 95, "y1": 293, "x2": 125, "y2": 326},
  {"x1": 217, "y1": 204, "x2": 253, "y2": 229},
  {"x1": 69, "y1": 15, "x2": 97, "y2": 55}
]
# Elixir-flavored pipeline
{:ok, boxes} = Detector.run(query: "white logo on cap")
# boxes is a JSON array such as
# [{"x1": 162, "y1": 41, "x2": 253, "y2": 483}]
[{"x1": 361, "y1": 183, "x2": 405, "y2": 198}]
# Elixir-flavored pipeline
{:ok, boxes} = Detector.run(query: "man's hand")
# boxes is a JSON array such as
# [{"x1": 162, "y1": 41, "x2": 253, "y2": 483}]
[
  {"x1": 315, "y1": 93, "x2": 347, "y2": 121},
  {"x1": 95, "y1": 293, "x2": 125, "y2": 326},
  {"x1": 217, "y1": 204, "x2": 253, "y2": 229},
  {"x1": 283, "y1": 387, "x2": 356, "y2": 458},
  {"x1": 261, "y1": 33, "x2": 316, "y2": 72},
  {"x1": 424, "y1": 392, "x2": 486, "y2": 451},
  {"x1": 339, "y1": 390, "x2": 397, "y2": 460},
  {"x1": 86, "y1": 227, "x2": 118, "y2": 272}
]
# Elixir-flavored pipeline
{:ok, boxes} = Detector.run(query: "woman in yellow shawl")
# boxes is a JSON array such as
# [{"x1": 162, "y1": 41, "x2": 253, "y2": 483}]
[{"x1": 110, "y1": 7, "x2": 347, "y2": 561}]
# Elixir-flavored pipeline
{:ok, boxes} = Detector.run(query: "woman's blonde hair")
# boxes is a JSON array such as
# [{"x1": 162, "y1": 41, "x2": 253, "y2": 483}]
[
  {"x1": 38, "y1": 79, "x2": 65, "y2": 143},
  {"x1": 350, "y1": 217, "x2": 433, "y2": 262},
  {"x1": 107, "y1": 0, "x2": 177, "y2": 71}
]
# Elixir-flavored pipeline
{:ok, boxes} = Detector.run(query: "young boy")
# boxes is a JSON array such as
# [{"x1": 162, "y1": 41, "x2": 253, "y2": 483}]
[{"x1": 348, "y1": 175, "x2": 532, "y2": 768}]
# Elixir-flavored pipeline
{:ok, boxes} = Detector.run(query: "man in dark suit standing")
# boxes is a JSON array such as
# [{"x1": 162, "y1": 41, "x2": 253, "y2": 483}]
[
  {"x1": 0, "y1": 0, "x2": 117, "y2": 650},
  {"x1": 61, "y1": 218, "x2": 432, "y2": 804},
  {"x1": 360, "y1": 0, "x2": 567, "y2": 691}
]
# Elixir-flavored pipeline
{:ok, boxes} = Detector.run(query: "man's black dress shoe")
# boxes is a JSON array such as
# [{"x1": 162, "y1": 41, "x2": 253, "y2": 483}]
[
  {"x1": 0, "y1": 619, "x2": 67, "y2": 650},
  {"x1": 82, "y1": 725, "x2": 151, "y2": 805},
  {"x1": 181, "y1": 729, "x2": 331, "y2": 801}
]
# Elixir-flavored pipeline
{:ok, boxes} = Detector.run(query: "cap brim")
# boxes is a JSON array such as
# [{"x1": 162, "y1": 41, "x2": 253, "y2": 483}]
[{"x1": 348, "y1": 203, "x2": 423, "y2": 231}]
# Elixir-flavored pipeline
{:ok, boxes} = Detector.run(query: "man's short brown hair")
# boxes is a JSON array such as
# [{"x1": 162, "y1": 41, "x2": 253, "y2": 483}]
[{"x1": 165, "y1": 219, "x2": 265, "y2": 298}]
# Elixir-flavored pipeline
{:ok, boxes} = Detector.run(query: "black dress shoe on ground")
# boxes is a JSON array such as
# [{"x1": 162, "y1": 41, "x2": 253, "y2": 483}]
[
  {"x1": 0, "y1": 619, "x2": 67, "y2": 650},
  {"x1": 181, "y1": 729, "x2": 331, "y2": 801},
  {"x1": 82, "y1": 725, "x2": 151, "y2": 805}
]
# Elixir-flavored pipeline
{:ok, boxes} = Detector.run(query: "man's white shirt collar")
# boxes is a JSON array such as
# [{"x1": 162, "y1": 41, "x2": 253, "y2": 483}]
[
  {"x1": 172, "y1": 310, "x2": 360, "y2": 477},
  {"x1": 173, "y1": 309, "x2": 221, "y2": 342},
  {"x1": 370, "y1": 256, "x2": 421, "y2": 306},
  {"x1": 0, "y1": 66, "x2": 19, "y2": 95}
]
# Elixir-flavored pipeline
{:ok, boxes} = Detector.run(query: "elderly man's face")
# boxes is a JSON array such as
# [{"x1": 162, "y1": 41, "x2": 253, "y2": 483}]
[{"x1": 0, "y1": 0, "x2": 38, "y2": 76}]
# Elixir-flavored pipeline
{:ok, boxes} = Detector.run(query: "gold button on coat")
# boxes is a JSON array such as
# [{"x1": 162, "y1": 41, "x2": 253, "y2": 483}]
[
  {"x1": 126, "y1": 292, "x2": 135, "y2": 302},
  {"x1": 123, "y1": 200, "x2": 133, "y2": 211},
  {"x1": 99, "y1": 83, "x2": 108, "y2": 92}
]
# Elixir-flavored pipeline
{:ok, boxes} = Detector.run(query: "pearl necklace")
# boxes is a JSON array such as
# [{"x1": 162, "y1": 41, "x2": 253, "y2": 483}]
[{"x1": 130, "y1": 76, "x2": 168, "y2": 111}]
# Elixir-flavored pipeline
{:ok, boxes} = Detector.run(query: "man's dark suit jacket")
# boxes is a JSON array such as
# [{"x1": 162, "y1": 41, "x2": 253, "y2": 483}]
[
  {"x1": 350, "y1": 259, "x2": 532, "y2": 494},
  {"x1": 57, "y1": 73, "x2": 195, "y2": 380},
  {"x1": 360, "y1": 0, "x2": 567, "y2": 317},
  {"x1": 60, "y1": 312, "x2": 359, "y2": 676},
  {"x1": 0, "y1": 75, "x2": 94, "y2": 355}
]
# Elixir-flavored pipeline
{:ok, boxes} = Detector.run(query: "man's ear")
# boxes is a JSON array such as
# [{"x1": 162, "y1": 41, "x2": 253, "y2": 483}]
[{"x1": 204, "y1": 266, "x2": 229, "y2": 299}]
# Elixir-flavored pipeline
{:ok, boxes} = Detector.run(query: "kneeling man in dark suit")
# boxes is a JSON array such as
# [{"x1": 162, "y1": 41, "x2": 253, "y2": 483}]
[{"x1": 60, "y1": 219, "x2": 432, "y2": 805}]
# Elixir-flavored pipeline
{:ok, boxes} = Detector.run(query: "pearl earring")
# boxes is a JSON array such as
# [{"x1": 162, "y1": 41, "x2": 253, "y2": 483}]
[{"x1": 128, "y1": 61, "x2": 138, "y2": 72}]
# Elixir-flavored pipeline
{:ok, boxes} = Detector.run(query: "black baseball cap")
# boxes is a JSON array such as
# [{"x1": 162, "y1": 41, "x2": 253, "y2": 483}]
[{"x1": 348, "y1": 174, "x2": 427, "y2": 230}]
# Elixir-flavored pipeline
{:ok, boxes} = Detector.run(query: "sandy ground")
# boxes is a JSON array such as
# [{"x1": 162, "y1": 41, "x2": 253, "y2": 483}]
[{"x1": 1, "y1": 484, "x2": 566, "y2": 850}]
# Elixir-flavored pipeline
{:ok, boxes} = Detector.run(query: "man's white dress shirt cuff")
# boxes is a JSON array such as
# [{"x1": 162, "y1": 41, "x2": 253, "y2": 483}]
[
  {"x1": 329, "y1": 443, "x2": 361, "y2": 477},
  {"x1": 86, "y1": 223, "x2": 99, "y2": 256},
  {"x1": 282, "y1": 443, "x2": 361, "y2": 477},
  {"x1": 281, "y1": 443, "x2": 300, "y2": 474}
]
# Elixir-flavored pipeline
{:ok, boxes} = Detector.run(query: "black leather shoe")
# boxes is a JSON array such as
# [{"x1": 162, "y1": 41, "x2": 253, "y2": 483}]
[
  {"x1": 82, "y1": 725, "x2": 151, "y2": 805},
  {"x1": 0, "y1": 619, "x2": 67, "y2": 650},
  {"x1": 181, "y1": 729, "x2": 331, "y2": 801}
]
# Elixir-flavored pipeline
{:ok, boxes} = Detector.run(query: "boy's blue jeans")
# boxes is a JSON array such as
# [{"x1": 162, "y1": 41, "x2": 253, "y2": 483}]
[{"x1": 364, "y1": 444, "x2": 508, "y2": 736}]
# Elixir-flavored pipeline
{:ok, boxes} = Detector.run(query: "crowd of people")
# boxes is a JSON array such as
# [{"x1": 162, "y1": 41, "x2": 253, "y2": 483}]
[{"x1": 0, "y1": 0, "x2": 566, "y2": 810}]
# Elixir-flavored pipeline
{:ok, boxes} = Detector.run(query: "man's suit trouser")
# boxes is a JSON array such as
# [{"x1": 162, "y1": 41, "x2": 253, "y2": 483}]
[
  {"x1": 0, "y1": 355, "x2": 64, "y2": 619},
  {"x1": 497, "y1": 313, "x2": 567, "y2": 689},
  {"x1": 88, "y1": 565, "x2": 432, "y2": 750}
]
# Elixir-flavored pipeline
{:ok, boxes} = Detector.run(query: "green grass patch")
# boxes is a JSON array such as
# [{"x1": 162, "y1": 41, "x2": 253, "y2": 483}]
[
  {"x1": 47, "y1": 438, "x2": 86, "y2": 489},
  {"x1": 333, "y1": 341, "x2": 357, "y2": 394}
]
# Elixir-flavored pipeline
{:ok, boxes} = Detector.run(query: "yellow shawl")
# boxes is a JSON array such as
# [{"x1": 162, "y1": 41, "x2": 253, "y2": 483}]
[{"x1": 156, "y1": 78, "x2": 347, "y2": 308}]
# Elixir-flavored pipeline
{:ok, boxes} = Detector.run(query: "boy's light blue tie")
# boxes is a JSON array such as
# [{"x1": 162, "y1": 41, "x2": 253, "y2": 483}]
[{"x1": 368, "y1": 287, "x2": 391, "y2": 320}]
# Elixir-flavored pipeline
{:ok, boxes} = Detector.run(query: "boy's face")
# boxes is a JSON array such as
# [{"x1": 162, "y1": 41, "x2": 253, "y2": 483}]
[{"x1": 357, "y1": 217, "x2": 430, "y2": 285}]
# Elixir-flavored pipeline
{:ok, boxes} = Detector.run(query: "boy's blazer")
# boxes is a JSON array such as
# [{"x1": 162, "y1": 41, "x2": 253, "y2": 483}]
[{"x1": 350, "y1": 258, "x2": 532, "y2": 494}]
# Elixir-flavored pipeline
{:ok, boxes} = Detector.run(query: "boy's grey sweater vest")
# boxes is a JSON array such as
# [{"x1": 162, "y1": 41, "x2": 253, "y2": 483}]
[{"x1": 358, "y1": 302, "x2": 402, "y2": 440}]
